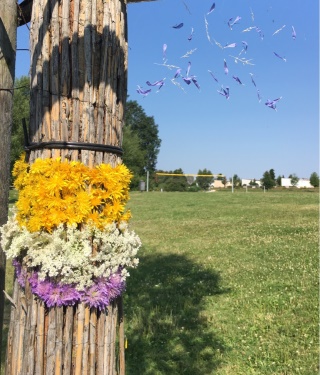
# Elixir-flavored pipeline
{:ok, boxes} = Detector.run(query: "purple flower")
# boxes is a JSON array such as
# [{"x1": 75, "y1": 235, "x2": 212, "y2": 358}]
[
  {"x1": 59, "y1": 284, "x2": 81, "y2": 306},
  {"x1": 12, "y1": 259, "x2": 27, "y2": 288},
  {"x1": 82, "y1": 284, "x2": 110, "y2": 310}
]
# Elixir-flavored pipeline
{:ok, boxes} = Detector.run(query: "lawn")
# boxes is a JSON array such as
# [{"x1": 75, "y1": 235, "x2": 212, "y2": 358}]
[{"x1": 2, "y1": 189, "x2": 319, "y2": 374}]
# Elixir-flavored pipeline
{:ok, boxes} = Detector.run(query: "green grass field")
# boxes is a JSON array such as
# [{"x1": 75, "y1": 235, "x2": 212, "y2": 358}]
[{"x1": 2, "y1": 189, "x2": 319, "y2": 374}]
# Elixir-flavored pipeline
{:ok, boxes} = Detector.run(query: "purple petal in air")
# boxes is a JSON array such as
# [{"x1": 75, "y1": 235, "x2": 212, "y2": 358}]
[
  {"x1": 249, "y1": 73, "x2": 256, "y2": 87},
  {"x1": 273, "y1": 52, "x2": 286, "y2": 62},
  {"x1": 188, "y1": 28, "x2": 194, "y2": 41},
  {"x1": 224, "y1": 43, "x2": 236, "y2": 49},
  {"x1": 208, "y1": 70, "x2": 219, "y2": 83},
  {"x1": 182, "y1": 76, "x2": 192, "y2": 85},
  {"x1": 192, "y1": 77, "x2": 200, "y2": 90},
  {"x1": 257, "y1": 90, "x2": 261, "y2": 103},
  {"x1": 242, "y1": 41, "x2": 248, "y2": 52},
  {"x1": 292, "y1": 26, "x2": 296, "y2": 40},
  {"x1": 232, "y1": 75, "x2": 244, "y2": 85},
  {"x1": 186, "y1": 61, "x2": 191, "y2": 77},
  {"x1": 163, "y1": 44, "x2": 167, "y2": 60},
  {"x1": 136, "y1": 85, "x2": 151, "y2": 96},
  {"x1": 173, "y1": 68, "x2": 181, "y2": 79},
  {"x1": 172, "y1": 23, "x2": 184, "y2": 29},
  {"x1": 207, "y1": 3, "x2": 215, "y2": 15},
  {"x1": 223, "y1": 59, "x2": 228, "y2": 75}
]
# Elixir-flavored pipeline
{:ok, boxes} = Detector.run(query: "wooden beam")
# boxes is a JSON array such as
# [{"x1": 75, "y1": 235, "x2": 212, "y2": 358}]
[
  {"x1": 0, "y1": 0, "x2": 17, "y2": 364},
  {"x1": 17, "y1": 0, "x2": 157, "y2": 26},
  {"x1": 17, "y1": 0, "x2": 33, "y2": 26}
]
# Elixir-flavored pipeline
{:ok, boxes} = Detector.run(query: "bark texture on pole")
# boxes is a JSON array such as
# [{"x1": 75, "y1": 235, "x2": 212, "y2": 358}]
[
  {"x1": 0, "y1": 0, "x2": 17, "y2": 367},
  {"x1": 5, "y1": 0, "x2": 128, "y2": 373}
]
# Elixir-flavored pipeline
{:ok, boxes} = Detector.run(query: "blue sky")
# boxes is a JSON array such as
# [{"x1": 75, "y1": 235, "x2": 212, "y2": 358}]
[{"x1": 16, "y1": 0, "x2": 319, "y2": 180}]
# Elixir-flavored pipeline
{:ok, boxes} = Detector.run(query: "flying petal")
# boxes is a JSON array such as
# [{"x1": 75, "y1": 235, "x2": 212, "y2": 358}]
[
  {"x1": 232, "y1": 75, "x2": 244, "y2": 85},
  {"x1": 182, "y1": 76, "x2": 192, "y2": 85},
  {"x1": 207, "y1": 2, "x2": 215, "y2": 15},
  {"x1": 163, "y1": 44, "x2": 167, "y2": 61},
  {"x1": 228, "y1": 16, "x2": 241, "y2": 29},
  {"x1": 146, "y1": 79, "x2": 165, "y2": 87},
  {"x1": 224, "y1": 59, "x2": 228, "y2": 75},
  {"x1": 136, "y1": 85, "x2": 151, "y2": 96},
  {"x1": 273, "y1": 52, "x2": 286, "y2": 62},
  {"x1": 292, "y1": 26, "x2": 296, "y2": 40},
  {"x1": 224, "y1": 43, "x2": 236, "y2": 49},
  {"x1": 186, "y1": 61, "x2": 191, "y2": 77},
  {"x1": 208, "y1": 70, "x2": 219, "y2": 83},
  {"x1": 173, "y1": 68, "x2": 182, "y2": 78},
  {"x1": 172, "y1": 22, "x2": 184, "y2": 29},
  {"x1": 265, "y1": 97, "x2": 282, "y2": 111},
  {"x1": 188, "y1": 27, "x2": 194, "y2": 41},
  {"x1": 217, "y1": 86, "x2": 230, "y2": 99},
  {"x1": 272, "y1": 25, "x2": 286, "y2": 36},
  {"x1": 255, "y1": 26, "x2": 264, "y2": 40},
  {"x1": 192, "y1": 77, "x2": 200, "y2": 90},
  {"x1": 257, "y1": 89, "x2": 261, "y2": 102},
  {"x1": 249, "y1": 73, "x2": 256, "y2": 87}
]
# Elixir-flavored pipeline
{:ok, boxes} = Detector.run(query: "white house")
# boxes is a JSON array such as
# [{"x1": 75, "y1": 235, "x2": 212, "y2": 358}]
[
  {"x1": 281, "y1": 178, "x2": 313, "y2": 188},
  {"x1": 241, "y1": 178, "x2": 262, "y2": 187}
]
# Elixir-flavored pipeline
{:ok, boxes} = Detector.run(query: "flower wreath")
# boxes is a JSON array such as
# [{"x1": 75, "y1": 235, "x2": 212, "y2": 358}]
[{"x1": 0, "y1": 156, "x2": 141, "y2": 310}]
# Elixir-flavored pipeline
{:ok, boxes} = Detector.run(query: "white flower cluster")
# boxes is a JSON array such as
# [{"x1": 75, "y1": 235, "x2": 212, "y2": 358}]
[{"x1": 1, "y1": 213, "x2": 141, "y2": 290}]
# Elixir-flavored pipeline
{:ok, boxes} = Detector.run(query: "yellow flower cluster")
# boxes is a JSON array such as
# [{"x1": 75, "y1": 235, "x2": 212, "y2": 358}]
[{"x1": 13, "y1": 156, "x2": 132, "y2": 232}]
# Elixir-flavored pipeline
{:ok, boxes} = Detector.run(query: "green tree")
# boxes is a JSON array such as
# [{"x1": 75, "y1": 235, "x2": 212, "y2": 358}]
[
  {"x1": 125, "y1": 100, "x2": 161, "y2": 173},
  {"x1": 122, "y1": 125, "x2": 146, "y2": 189},
  {"x1": 276, "y1": 175, "x2": 283, "y2": 186},
  {"x1": 196, "y1": 168, "x2": 214, "y2": 190},
  {"x1": 249, "y1": 179, "x2": 258, "y2": 186},
  {"x1": 269, "y1": 168, "x2": 276, "y2": 181},
  {"x1": 222, "y1": 176, "x2": 227, "y2": 187},
  {"x1": 231, "y1": 174, "x2": 241, "y2": 187},
  {"x1": 290, "y1": 174, "x2": 299, "y2": 187},
  {"x1": 309, "y1": 172, "x2": 319, "y2": 187},
  {"x1": 217, "y1": 173, "x2": 224, "y2": 181},
  {"x1": 157, "y1": 169, "x2": 188, "y2": 191},
  {"x1": 261, "y1": 170, "x2": 276, "y2": 189},
  {"x1": 11, "y1": 76, "x2": 30, "y2": 173}
]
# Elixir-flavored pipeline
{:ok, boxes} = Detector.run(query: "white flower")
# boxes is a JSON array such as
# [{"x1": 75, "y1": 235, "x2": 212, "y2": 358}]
[{"x1": 0, "y1": 217, "x2": 141, "y2": 289}]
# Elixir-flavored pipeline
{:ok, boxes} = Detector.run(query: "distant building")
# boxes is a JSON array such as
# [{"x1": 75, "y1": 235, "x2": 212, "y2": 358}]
[
  {"x1": 210, "y1": 180, "x2": 232, "y2": 189},
  {"x1": 281, "y1": 178, "x2": 313, "y2": 188},
  {"x1": 241, "y1": 178, "x2": 262, "y2": 187}
]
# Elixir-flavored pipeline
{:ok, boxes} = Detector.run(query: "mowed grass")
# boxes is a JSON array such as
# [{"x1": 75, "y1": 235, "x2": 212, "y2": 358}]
[
  {"x1": 123, "y1": 190, "x2": 318, "y2": 374},
  {"x1": 2, "y1": 189, "x2": 318, "y2": 374}
]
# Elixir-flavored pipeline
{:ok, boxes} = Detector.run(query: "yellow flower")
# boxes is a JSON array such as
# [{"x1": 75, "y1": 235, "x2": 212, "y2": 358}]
[{"x1": 12, "y1": 156, "x2": 132, "y2": 232}]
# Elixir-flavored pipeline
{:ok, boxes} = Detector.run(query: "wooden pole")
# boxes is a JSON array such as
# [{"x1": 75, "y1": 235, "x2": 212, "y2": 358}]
[
  {"x1": 5, "y1": 0, "x2": 128, "y2": 373},
  {"x1": 0, "y1": 0, "x2": 17, "y2": 368}
]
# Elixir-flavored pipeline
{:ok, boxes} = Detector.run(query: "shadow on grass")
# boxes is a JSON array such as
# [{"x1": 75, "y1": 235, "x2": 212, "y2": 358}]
[{"x1": 124, "y1": 252, "x2": 229, "y2": 375}]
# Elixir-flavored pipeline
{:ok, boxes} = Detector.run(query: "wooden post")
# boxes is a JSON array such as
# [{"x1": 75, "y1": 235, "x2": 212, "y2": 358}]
[
  {"x1": 5, "y1": 0, "x2": 128, "y2": 373},
  {"x1": 0, "y1": 0, "x2": 17, "y2": 367}
]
